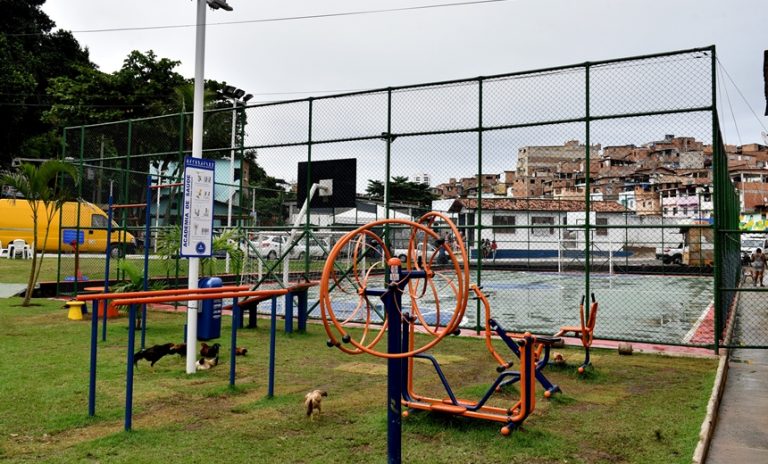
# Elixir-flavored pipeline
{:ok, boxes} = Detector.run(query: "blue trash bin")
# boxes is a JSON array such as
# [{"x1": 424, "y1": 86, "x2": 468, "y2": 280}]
[{"x1": 197, "y1": 277, "x2": 222, "y2": 340}]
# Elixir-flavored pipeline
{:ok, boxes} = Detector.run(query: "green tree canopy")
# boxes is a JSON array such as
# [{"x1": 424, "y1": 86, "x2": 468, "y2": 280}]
[
  {"x1": 0, "y1": 0, "x2": 92, "y2": 165},
  {"x1": 365, "y1": 176, "x2": 436, "y2": 207}
]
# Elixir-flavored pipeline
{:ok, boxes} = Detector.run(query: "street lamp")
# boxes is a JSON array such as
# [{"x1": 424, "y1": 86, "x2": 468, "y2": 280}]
[
  {"x1": 220, "y1": 85, "x2": 252, "y2": 273},
  {"x1": 186, "y1": 0, "x2": 234, "y2": 374}
]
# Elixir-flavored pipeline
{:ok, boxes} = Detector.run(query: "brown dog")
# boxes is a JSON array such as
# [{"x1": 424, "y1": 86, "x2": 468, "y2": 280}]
[{"x1": 304, "y1": 389, "x2": 328, "y2": 420}]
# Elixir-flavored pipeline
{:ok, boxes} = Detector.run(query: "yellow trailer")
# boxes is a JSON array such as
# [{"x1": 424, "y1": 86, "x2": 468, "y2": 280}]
[{"x1": 0, "y1": 199, "x2": 135, "y2": 256}]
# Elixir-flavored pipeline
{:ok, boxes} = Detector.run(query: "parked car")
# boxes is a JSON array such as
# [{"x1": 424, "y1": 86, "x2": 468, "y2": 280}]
[
  {"x1": 250, "y1": 235, "x2": 330, "y2": 260},
  {"x1": 391, "y1": 242, "x2": 437, "y2": 264},
  {"x1": 256, "y1": 235, "x2": 288, "y2": 260},
  {"x1": 741, "y1": 234, "x2": 768, "y2": 255},
  {"x1": 655, "y1": 242, "x2": 684, "y2": 265},
  {"x1": 293, "y1": 237, "x2": 330, "y2": 260}
]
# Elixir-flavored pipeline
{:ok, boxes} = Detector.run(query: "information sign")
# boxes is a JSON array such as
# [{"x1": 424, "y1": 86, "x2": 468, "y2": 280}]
[{"x1": 181, "y1": 157, "x2": 215, "y2": 257}]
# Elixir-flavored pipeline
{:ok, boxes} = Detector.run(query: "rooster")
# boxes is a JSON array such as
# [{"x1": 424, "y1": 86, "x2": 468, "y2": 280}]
[
  {"x1": 235, "y1": 347, "x2": 248, "y2": 356},
  {"x1": 197, "y1": 356, "x2": 219, "y2": 370},
  {"x1": 200, "y1": 342, "x2": 221, "y2": 358},
  {"x1": 170, "y1": 343, "x2": 187, "y2": 356},
  {"x1": 304, "y1": 389, "x2": 328, "y2": 420},
  {"x1": 134, "y1": 343, "x2": 175, "y2": 367}
]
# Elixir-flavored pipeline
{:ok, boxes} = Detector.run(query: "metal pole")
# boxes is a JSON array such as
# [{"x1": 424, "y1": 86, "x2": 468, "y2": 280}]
[
  {"x1": 88, "y1": 292, "x2": 98, "y2": 416},
  {"x1": 141, "y1": 175, "x2": 152, "y2": 349},
  {"x1": 125, "y1": 303, "x2": 137, "y2": 431},
  {"x1": 476, "y1": 77, "x2": 484, "y2": 334},
  {"x1": 268, "y1": 296, "x2": 277, "y2": 397},
  {"x1": 186, "y1": 0, "x2": 207, "y2": 373},
  {"x1": 226, "y1": 97, "x2": 237, "y2": 274},
  {"x1": 229, "y1": 296, "x2": 239, "y2": 387},
  {"x1": 154, "y1": 171, "x2": 160, "y2": 253},
  {"x1": 584, "y1": 62, "x2": 592, "y2": 304},
  {"x1": 383, "y1": 262, "x2": 404, "y2": 464},
  {"x1": 710, "y1": 46, "x2": 721, "y2": 354},
  {"x1": 103, "y1": 187, "x2": 113, "y2": 342}
]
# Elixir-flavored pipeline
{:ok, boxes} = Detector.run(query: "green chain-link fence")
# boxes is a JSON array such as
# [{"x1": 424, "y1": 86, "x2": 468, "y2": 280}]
[{"x1": 51, "y1": 45, "x2": 753, "y2": 351}]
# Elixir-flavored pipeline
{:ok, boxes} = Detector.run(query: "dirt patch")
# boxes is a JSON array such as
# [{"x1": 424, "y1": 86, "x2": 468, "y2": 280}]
[{"x1": 335, "y1": 362, "x2": 387, "y2": 375}]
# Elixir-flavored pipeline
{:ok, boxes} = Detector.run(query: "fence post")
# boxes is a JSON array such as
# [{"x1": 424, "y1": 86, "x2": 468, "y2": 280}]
[
  {"x1": 476, "y1": 76, "x2": 484, "y2": 333},
  {"x1": 711, "y1": 46, "x2": 721, "y2": 355},
  {"x1": 584, "y1": 61, "x2": 592, "y2": 302}
]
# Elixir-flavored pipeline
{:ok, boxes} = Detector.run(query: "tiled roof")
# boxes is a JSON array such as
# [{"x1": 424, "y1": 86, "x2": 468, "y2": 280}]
[{"x1": 452, "y1": 198, "x2": 627, "y2": 213}]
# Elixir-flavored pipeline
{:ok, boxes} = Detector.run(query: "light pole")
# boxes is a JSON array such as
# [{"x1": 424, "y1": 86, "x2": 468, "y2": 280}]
[
  {"x1": 221, "y1": 86, "x2": 252, "y2": 273},
  {"x1": 186, "y1": 0, "x2": 234, "y2": 374}
]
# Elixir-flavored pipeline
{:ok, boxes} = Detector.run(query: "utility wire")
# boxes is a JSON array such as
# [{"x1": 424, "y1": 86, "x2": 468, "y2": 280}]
[
  {"x1": 716, "y1": 57, "x2": 768, "y2": 132},
  {"x1": 718, "y1": 62, "x2": 742, "y2": 145},
  {"x1": 7, "y1": 0, "x2": 512, "y2": 37}
]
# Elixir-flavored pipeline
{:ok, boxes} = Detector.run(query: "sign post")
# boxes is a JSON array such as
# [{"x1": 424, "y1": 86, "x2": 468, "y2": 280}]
[{"x1": 182, "y1": 156, "x2": 215, "y2": 373}]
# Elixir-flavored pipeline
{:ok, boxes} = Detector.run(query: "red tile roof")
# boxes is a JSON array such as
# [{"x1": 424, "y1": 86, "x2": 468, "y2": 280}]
[{"x1": 452, "y1": 198, "x2": 627, "y2": 213}]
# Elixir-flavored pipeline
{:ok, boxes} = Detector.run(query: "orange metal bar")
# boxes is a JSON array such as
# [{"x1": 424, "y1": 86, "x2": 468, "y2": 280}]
[
  {"x1": 110, "y1": 289, "x2": 288, "y2": 307},
  {"x1": 76, "y1": 285, "x2": 251, "y2": 302}
]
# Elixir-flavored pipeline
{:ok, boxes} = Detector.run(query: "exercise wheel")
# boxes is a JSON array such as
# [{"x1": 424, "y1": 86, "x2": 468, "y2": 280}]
[{"x1": 319, "y1": 215, "x2": 469, "y2": 358}]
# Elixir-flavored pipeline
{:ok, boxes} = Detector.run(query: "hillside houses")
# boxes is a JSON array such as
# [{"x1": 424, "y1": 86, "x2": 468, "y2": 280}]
[{"x1": 432, "y1": 135, "x2": 768, "y2": 218}]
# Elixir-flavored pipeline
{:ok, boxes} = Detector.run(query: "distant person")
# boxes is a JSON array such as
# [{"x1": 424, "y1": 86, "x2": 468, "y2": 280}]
[
  {"x1": 752, "y1": 248, "x2": 767, "y2": 287},
  {"x1": 435, "y1": 234, "x2": 447, "y2": 265},
  {"x1": 491, "y1": 239, "x2": 498, "y2": 261}
]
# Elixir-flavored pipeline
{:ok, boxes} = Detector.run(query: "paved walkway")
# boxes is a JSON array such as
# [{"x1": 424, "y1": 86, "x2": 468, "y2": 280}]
[
  {"x1": 0, "y1": 283, "x2": 26, "y2": 298},
  {"x1": 706, "y1": 348, "x2": 768, "y2": 463},
  {"x1": 706, "y1": 288, "x2": 768, "y2": 463}
]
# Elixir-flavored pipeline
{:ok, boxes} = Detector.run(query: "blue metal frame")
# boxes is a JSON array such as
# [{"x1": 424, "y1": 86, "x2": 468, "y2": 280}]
[{"x1": 490, "y1": 318, "x2": 561, "y2": 395}]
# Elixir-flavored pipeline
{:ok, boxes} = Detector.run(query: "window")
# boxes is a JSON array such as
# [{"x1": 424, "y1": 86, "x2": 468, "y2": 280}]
[
  {"x1": 492, "y1": 215, "x2": 516, "y2": 234},
  {"x1": 531, "y1": 216, "x2": 555, "y2": 236},
  {"x1": 91, "y1": 214, "x2": 108, "y2": 228},
  {"x1": 673, "y1": 207, "x2": 678, "y2": 215},
  {"x1": 596, "y1": 217, "x2": 608, "y2": 236},
  {"x1": 663, "y1": 207, "x2": 668, "y2": 215}
]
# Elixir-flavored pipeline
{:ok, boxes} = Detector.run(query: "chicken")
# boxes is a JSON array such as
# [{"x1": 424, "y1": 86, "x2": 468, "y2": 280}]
[
  {"x1": 304, "y1": 389, "x2": 328, "y2": 420},
  {"x1": 200, "y1": 342, "x2": 221, "y2": 358},
  {"x1": 235, "y1": 347, "x2": 248, "y2": 356},
  {"x1": 134, "y1": 343, "x2": 175, "y2": 367},
  {"x1": 197, "y1": 356, "x2": 219, "y2": 370},
  {"x1": 170, "y1": 343, "x2": 187, "y2": 356}
]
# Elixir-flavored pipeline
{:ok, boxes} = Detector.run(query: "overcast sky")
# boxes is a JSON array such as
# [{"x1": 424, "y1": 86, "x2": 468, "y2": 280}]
[{"x1": 42, "y1": 0, "x2": 768, "y2": 186}]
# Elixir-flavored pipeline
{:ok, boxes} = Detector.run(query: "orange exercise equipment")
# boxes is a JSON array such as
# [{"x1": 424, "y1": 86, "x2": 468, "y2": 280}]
[
  {"x1": 552, "y1": 293, "x2": 599, "y2": 373},
  {"x1": 319, "y1": 213, "x2": 555, "y2": 456}
]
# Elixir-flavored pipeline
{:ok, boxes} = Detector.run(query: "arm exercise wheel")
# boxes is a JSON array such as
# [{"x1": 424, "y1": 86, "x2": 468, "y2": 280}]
[{"x1": 319, "y1": 216, "x2": 469, "y2": 358}]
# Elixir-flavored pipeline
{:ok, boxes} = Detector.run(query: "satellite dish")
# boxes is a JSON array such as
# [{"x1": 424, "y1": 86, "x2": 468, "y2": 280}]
[{"x1": 762, "y1": 131, "x2": 768, "y2": 146}]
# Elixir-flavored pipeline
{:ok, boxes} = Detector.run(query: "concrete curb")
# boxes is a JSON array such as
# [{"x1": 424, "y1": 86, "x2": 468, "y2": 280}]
[{"x1": 691, "y1": 348, "x2": 729, "y2": 464}]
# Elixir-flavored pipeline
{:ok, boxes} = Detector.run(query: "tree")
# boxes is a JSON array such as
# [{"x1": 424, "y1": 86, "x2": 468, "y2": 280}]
[
  {"x1": 365, "y1": 176, "x2": 436, "y2": 207},
  {"x1": 0, "y1": 0, "x2": 92, "y2": 166},
  {"x1": 0, "y1": 160, "x2": 79, "y2": 306}
]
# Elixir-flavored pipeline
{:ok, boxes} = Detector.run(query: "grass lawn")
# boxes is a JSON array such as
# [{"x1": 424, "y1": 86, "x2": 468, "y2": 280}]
[{"x1": 0, "y1": 297, "x2": 717, "y2": 463}]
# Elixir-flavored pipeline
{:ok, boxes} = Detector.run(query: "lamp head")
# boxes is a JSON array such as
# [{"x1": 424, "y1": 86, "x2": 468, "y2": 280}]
[{"x1": 207, "y1": 0, "x2": 233, "y2": 11}]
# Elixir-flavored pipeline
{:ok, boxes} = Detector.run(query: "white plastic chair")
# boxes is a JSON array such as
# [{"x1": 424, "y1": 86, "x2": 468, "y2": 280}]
[
  {"x1": 0, "y1": 241, "x2": 8, "y2": 258},
  {"x1": 9, "y1": 239, "x2": 30, "y2": 259}
]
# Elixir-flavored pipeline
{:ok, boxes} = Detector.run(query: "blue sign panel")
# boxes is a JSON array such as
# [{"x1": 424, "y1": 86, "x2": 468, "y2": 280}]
[{"x1": 62, "y1": 229, "x2": 85, "y2": 245}]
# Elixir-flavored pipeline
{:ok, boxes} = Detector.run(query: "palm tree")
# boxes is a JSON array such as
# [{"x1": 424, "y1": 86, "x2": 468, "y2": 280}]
[{"x1": 1, "y1": 161, "x2": 79, "y2": 306}]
